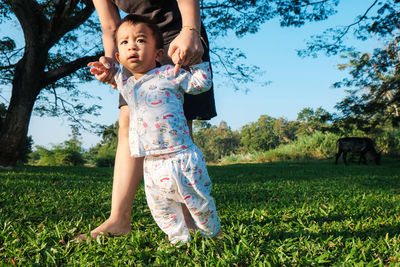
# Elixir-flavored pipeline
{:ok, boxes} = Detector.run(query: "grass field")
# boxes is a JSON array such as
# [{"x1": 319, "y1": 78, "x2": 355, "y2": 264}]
[{"x1": 1, "y1": 158, "x2": 400, "y2": 265}]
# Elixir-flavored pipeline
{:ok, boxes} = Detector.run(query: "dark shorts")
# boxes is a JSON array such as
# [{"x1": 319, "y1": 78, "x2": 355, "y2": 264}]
[{"x1": 118, "y1": 26, "x2": 217, "y2": 121}]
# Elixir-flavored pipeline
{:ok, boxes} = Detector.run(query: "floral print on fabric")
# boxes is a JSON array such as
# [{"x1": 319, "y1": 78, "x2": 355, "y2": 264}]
[
  {"x1": 115, "y1": 62, "x2": 212, "y2": 157},
  {"x1": 144, "y1": 145, "x2": 221, "y2": 243}
]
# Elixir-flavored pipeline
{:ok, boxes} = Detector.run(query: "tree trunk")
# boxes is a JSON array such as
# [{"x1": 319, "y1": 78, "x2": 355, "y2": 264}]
[
  {"x1": 0, "y1": 97, "x2": 35, "y2": 167},
  {"x1": 0, "y1": 51, "x2": 44, "y2": 166}
]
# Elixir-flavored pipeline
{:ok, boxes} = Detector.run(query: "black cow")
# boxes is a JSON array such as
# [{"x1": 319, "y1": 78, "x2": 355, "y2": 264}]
[{"x1": 335, "y1": 137, "x2": 381, "y2": 165}]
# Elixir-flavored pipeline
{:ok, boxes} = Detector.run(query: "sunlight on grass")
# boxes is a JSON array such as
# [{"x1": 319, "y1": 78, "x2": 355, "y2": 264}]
[{"x1": 1, "y1": 160, "x2": 400, "y2": 265}]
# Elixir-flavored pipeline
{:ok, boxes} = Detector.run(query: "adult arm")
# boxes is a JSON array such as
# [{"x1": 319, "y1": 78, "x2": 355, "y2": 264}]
[
  {"x1": 168, "y1": 0, "x2": 204, "y2": 76},
  {"x1": 88, "y1": 0, "x2": 121, "y2": 88}
]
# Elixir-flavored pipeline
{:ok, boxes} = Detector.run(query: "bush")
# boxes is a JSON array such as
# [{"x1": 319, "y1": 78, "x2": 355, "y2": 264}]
[
  {"x1": 31, "y1": 144, "x2": 85, "y2": 166},
  {"x1": 29, "y1": 127, "x2": 85, "y2": 166},
  {"x1": 85, "y1": 122, "x2": 118, "y2": 167},
  {"x1": 375, "y1": 127, "x2": 400, "y2": 155},
  {"x1": 94, "y1": 145, "x2": 116, "y2": 167},
  {"x1": 193, "y1": 121, "x2": 241, "y2": 162},
  {"x1": 220, "y1": 131, "x2": 342, "y2": 164}
]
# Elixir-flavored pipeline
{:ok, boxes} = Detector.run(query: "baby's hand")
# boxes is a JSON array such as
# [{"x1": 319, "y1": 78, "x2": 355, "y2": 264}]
[{"x1": 88, "y1": 56, "x2": 117, "y2": 89}]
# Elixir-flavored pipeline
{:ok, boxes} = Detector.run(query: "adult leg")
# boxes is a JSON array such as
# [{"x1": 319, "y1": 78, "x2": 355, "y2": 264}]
[{"x1": 76, "y1": 106, "x2": 144, "y2": 239}]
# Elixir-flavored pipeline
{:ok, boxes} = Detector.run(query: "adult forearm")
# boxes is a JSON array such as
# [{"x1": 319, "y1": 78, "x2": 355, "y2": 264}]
[
  {"x1": 103, "y1": 32, "x2": 118, "y2": 59},
  {"x1": 176, "y1": 0, "x2": 201, "y2": 29},
  {"x1": 92, "y1": 0, "x2": 121, "y2": 58}
]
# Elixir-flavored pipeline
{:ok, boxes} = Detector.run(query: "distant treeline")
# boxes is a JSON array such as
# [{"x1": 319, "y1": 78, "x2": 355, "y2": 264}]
[{"x1": 27, "y1": 107, "x2": 400, "y2": 166}]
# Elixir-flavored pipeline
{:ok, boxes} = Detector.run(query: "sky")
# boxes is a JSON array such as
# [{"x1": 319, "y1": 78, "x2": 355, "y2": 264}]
[{"x1": 2, "y1": 1, "x2": 381, "y2": 149}]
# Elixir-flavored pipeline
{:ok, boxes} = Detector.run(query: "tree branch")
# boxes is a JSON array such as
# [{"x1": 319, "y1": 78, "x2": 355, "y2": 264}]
[
  {"x1": 56, "y1": 93, "x2": 91, "y2": 130},
  {"x1": 43, "y1": 51, "x2": 103, "y2": 87},
  {"x1": 299, "y1": 0, "x2": 330, "y2": 8},
  {"x1": 202, "y1": 0, "x2": 331, "y2": 10},
  {"x1": 334, "y1": 0, "x2": 378, "y2": 45},
  {"x1": 210, "y1": 49, "x2": 239, "y2": 91},
  {"x1": 48, "y1": 0, "x2": 95, "y2": 47}
]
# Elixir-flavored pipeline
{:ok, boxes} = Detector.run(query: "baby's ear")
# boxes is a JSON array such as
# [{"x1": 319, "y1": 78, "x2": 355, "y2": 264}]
[
  {"x1": 115, "y1": 52, "x2": 121, "y2": 64},
  {"x1": 155, "y1": 48, "x2": 164, "y2": 63}
]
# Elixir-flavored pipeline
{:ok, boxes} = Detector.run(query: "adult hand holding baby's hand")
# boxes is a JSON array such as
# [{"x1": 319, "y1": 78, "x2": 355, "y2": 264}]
[
  {"x1": 87, "y1": 56, "x2": 118, "y2": 89},
  {"x1": 168, "y1": 27, "x2": 204, "y2": 77}
]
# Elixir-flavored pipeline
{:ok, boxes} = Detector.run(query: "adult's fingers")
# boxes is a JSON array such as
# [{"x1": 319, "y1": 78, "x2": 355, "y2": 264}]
[
  {"x1": 172, "y1": 49, "x2": 183, "y2": 76},
  {"x1": 174, "y1": 62, "x2": 182, "y2": 77}
]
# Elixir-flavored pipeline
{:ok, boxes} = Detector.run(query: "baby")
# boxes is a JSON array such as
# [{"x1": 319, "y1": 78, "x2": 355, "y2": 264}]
[{"x1": 113, "y1": 14, "x2": 221, "y2": 243}]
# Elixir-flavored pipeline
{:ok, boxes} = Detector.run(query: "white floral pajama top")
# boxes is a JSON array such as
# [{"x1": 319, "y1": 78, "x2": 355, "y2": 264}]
[{"x1": 115, "y1": 62, "x2": 212, "y2": 157}]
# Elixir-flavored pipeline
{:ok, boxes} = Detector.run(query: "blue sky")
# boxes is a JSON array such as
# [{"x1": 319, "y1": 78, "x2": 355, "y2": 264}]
[{"x1": 2, "y1": 1, "x2": 380, "y2": 149}]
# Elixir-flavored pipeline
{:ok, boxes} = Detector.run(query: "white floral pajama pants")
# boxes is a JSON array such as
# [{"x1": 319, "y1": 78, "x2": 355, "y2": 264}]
[{"x1": 143, "y1": 145, "x2": 221, "y2": 243}]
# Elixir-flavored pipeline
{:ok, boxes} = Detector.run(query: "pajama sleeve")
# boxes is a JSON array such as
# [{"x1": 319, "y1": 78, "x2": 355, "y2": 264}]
[
  {"x1": 175, "y1": 62, "x2": 212, "y2": 95},
  {"x1": 114, "y1": 67, "x2": 130, "y2": 103}
]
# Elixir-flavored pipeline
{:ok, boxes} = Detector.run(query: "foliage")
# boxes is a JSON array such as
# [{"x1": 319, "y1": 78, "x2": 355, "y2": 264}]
[
  {"x1": 0, "y1": 0, "x2": 103, "y2": 166},
  {"x1": 0, "y1": 0, "x2": 102, "y2": 127},
  {"x1": 293, "y1": 0, "x2": 400, "y2": 143},
  {"x1": 296, "y1": 107, "x2": 333, "y2": 136},
  {"x1": 86, "y1": 122, "x2": 118, "y2": 167},
  {"x1": 202, "y1": 0, "x2": 340, "y2": 38},
  {"x1": 29, "y1": 127, "x2": 85, "y2": 166},
  {"x1": 240, "y1": 115, "x2": 279, "y2": 152},
  {"x1": 299, "y1": 0, "x2": 400, "y2": 57},
  {"x1": 221, "y1": 131, "x2": 341, "y2": 164},
  {"x1": 0, "y1": 0, "x2": 348, "y2": 166},
  {"x1": 0, "y1": 0, "x2": 342, "y2": 125},
  {"x1": 240, "y1": 115, "x2": 298, "y2": 153},
  {"x1": 1, "y1": 160, "x2": 400, "y2": 265},
  {"x1": 375, "y1": 126, "x2": 400, "y2": 155},
  {"x1": 193, "y1": 121, "x2": 240, "y2": 162},
  {"x1": 333, "y1": 38, "x2": 400, "y2": 132},
  {"x1": 2, "y1": 0, "x2": 397, "y2": 166}
]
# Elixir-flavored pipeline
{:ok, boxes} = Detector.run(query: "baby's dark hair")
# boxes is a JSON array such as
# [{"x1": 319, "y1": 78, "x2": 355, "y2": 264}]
[{"x1": 114, "y1": 14, "x2": 164, "y2": 49}]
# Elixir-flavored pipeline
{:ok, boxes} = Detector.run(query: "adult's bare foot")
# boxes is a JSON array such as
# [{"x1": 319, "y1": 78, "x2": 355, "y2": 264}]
[{"x1": 73, "y1": 218, "x2": 131, "y2": 242}]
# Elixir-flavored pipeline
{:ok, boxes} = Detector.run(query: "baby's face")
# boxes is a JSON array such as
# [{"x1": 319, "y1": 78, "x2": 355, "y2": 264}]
[{"x1": 116, "y1": 22, "x2": 163, "y2": 79}]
